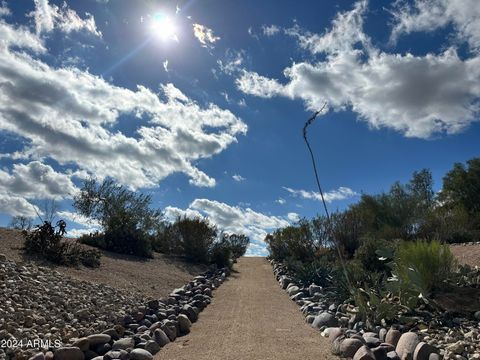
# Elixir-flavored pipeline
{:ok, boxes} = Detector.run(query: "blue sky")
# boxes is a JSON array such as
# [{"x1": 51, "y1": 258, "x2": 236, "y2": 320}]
[{"x1": 0, "y1": 0, "x2": 479, "y2": 255}]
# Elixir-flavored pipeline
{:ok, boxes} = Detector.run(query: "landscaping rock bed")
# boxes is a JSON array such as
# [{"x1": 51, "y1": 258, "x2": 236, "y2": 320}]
[
  {"x1": 271, "y1": 260, "x2": 480, "y2": 360},
  {"x1": 0, "y1": 254, "x2": 229, "y2": 360}
]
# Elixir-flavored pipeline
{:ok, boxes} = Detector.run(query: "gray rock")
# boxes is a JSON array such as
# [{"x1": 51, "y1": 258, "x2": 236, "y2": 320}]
[
  {"x1": 413, "y1": 342, "x2": 437, "y2": 360},
  {"x1": 353, "y1": 345, "x2": 376, "y2": 360},
  {"x1": 130, "y1": 348, "x2": 153, "y2": 360},
  {"x1": 428, "y1": 354, "x2": 441, "y2": 360},
  {"x1": 379, "y1": 328, "x2": 387, "y2": 342},
  {"x1": 72, "y1": 338, "x2": 89, "y2": 352},
  {"x1": 308, "y1": 284, "x2": 322, "y2": 296},
  {"x1": 396, "y1": 332, "x2": 419, "y2": 360},
  {"x1": 154, "y1": 329, "x2": 170, "y2": 347},
  {"x1": 312, "y1": 312, "x2": 339, "y2": 329},
  {"x1": 364, "y1": 336, "x2": 381, "y2": 348},
  {"x1": 327, "y1": 327, "x2": 344, "y2": 343},
  {"x1": 112, "y1": 337, "x2": 134, "y2": 351},
  {"x1": 385, "y1": 329, "x2": 402, "y2": 347},
  {"x1": 87, "y1": 334, "x2": 111, "y2": 347},
  {"x1": 28, "y1": 353, "x2": 45, "y2": 360},
  {"x1": 144, "y1": 340, "x2": 161, "y2": 355},
  {"x1": 371, "y1": 345, "x2": 388, "y2": 360},
  {"x1": 53, "y1": 347, "x2": 84, "y2": 360},
  {"x1": 286, "y1": 285, "x2": 301, "y2": 296},
  {"x1": 340, "y1": 338, "x2": 364, "y2": 358},
  {"x1": 177, "y1": 314, "x2": 191, "y2": 334},
  {"x1": 387, "y1": 351, "x2": 400, "y2": 360}
]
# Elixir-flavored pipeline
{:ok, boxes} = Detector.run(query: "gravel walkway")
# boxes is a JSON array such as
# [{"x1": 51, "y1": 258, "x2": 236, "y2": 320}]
[{"x1": 156, "y1": 257, "x2": 335, "y2": 360}]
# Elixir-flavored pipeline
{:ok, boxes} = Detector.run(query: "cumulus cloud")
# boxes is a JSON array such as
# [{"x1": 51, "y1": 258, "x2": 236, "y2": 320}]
[
  {"x1": 262, "y1": 24, "x2": 280, "y2": 36},
  {"x1": 283, "y1": 186, "x2": 358, "y2": 203},
  {"x1": 0, "y1": 19, "x2": 247, "y2": 195},
  {"x1": 0, "y1": 161, "x2": 77, "y2": 200},
  {"x1": 193, "y1": 23, "x2": 220, "y2": 48},
  {"x1": 30, "y1": 0, "x2": 101, "y2": 36},
  {"x1": 0, "y1": 193, "x2": 39, "y2": 218},
  {"x1": 236, "y1": 0, "x2": 480, "y2": 138},
  {"x1": 232, "y1": 174, "x2": 245, "y2": 182},
  {"x1": 287, "y1": 212, "x2": 300, "y2": 222},
  {"x1": 0, "y1": 2, "x2": 10, "y2": 17},
  {"x1": 56, "y1": 210, "x2": 100, "y2": 228},
  {"x1": 390, "y1": 0, "x2": 480, "y2": 52},
  {"x1": 164, "y1": 199, "x2": 291, "y2": 255}
]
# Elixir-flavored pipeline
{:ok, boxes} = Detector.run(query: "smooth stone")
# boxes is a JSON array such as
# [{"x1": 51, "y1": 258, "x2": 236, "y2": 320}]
[
  {"x1": 428, "y1": 354, "x2": 441, "y2": 360},
  {"x1": 413, "y1": 342, "x2": 437, "y2": 360},
  {"x1": 144, "y1": 340, "x2": 161, "y2": 355},
  {"x1": 353, "y1": 345, "x2": 376, "y2": 360},
  {"x1": 286, "y1": 285, "x2": 301, "y2": 296},
  {"x1": 112, "y1": 337, "x2": 134, "y2": 351},
  {"x1": 130, "y1": 348, "x2": 153, "y2": 360},
  {"x1": 53, "y1": 347, "x2": 84, "y2": 360},
  {"x1": 87, "y1": 334, "x2": 111, "y2": 347},
  {"x1": 387, "y1": 351, "x2": 401, "y2": 360},
  {"x1": 328, "y1": 327, "x2": 344, "y2": 343},
  {"x1": 28, "y1": 353, "x2": 45, "y2": 360},
  {"x1": 312, "y1": 312, "x2": 339, "y2": 329},
  {"x1": 177, "y1": 314, "x2": 191, "y2": 334},
  {"x1": 385, "y1": 329, "x2": 402, "y2": 347},
  {"x1": 83, "y1": 350, "x2": 98, "y2": 360},
  {"x1": 153, "y1": 329, "x2": 170, "y2": 347},
  {"x1": 379, "y1": 328, "x2": 387, "y2": 342},
  {"x1": 364, "y1": 336, "x2": 382, "y2": 348},
  {"x1": 72, "y1": 338, "x2": 89, "y2": 352},
  {"x1": 396, "y1": 332, "x2": 420, "y2": 360},
  {"x1": 340, "y1": 338, "x2": 364, "y2": 358},
  {"x1": 372, "y1": 345, "x2": 388, "y2": 360}
]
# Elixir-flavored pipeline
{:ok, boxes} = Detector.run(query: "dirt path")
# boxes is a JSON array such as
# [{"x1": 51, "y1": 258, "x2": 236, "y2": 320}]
[{"x1": 156, "y1": 257, "x2": 335, "y2": 360}]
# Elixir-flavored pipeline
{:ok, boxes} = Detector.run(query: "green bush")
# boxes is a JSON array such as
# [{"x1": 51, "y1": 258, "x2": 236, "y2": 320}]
[
  {"x1": 24, "y1": 220, "x2": 101, "y2": 268},
  {"x1": 394, "y1": 240, "x2": 457, "y2": 296},
  {"x1": 223, "y1": 233, "x2": 250, "y2": 260},
  {"x1": 284, "y1": 257, "x2": 332, "y2": 287},
  {"x1": 209, "y1": 240, "x2": 232, "y2": 268},
  {"x1": 74, "y1": 178, "x2": 162, "y2": 258},
  {"x1": 355, "y1": 237, "x2": 395, "y2": 273}
]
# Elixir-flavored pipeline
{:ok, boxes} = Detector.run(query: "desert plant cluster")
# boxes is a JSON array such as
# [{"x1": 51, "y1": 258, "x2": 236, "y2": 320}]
[{"x1": 267, "y1": 157, "x2": 480, "y2": 359}]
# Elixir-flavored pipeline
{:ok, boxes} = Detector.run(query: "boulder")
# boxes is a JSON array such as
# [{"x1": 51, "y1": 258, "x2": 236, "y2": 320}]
[
  {"x1": 53, "y1": 347, "x2": 84, "y2": 360},
  {"x1": 112, "y1": 337, "x2": 134, "y2": 351},
  {"x1": 144, "y1": 340, "x2": 161, "y2": 355},
  {"x1": 379, "y1": 328, "x2": 387, "y2": 342},
  {"x1": 154, "y1": 329, "x2": 170, "y2": 347},
  {"x1": 387, "y1": 351, "x2": 401, "y2": 360},
  {"x1": 353, "y1": 345, "x2": 376, "y2": 360},
  {"x1": 396, "y1": 332, "x2": 419, "y2": 360},
  {"x1": 364, "y1": 336, "x2": 381, "y2": 348},
  {"x1": 312, "y1": 312, "x2": 339, "y2": 329},
  {"x1": 130, "y1": 349, "x2": 153, "y2": 360},
  {"x1": 339, "y1": 338, "x2": 364, "y2": 358},
  {"x1": 286, "y1": 285, "x2": 301, "y2": 296},
  {"x1": 428, "y1": 354, "x2": 441, "y2": 360},
  {"x1": 177, "y1": 314, "x2": 192, "y2": 334},
  {"x1": 385, "y1": 329, "x2": 402, "y2": 347},
  {"x1": 72, "y1": 338, "x2": 89, "y2": 352},
  {"x1": 87, "y1": 334, "x2": 111, "y2": 347},
  {"x1": 308, "y1": 284, "x2": 322, "y2": 296},
  {"x1": 371, "y1": 345, "x2": 388, "y2": 360},
  {"x1": 327, "y1": 327, "x2": 344, "y2": 343},
  {"x1": 413, "y1": 342, "x2": 437, "y2": 360}
]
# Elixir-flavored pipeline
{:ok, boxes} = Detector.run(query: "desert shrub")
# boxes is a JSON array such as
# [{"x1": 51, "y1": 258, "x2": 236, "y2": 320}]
[
  {"x1": 284, "y1": 256, "x2": 332, "y2": 287},
  {"x1": 167, "y1": 217, "x2": 217, "y2": 263},
  {"x1": 394, "y1": 240, "x2": 457, "y2": 296},
  {"x1": 24, "y1": 220, "x2": 101, "y2": 268},
  {"x1": 355, "y1": 237, "x2": 395, "y2": 273},
  {"x1": 209, "y1": 239, "x2": 232, "y2": 268},
  {"x1": 78, "y1": 231, "x2": 106, "y2": 248},
  {"x1": 74, "y1": 178, "x2": 162, "y2": 257},
  {"x1": 223, "y1": 233, "x2": 250, "y2": 260}
]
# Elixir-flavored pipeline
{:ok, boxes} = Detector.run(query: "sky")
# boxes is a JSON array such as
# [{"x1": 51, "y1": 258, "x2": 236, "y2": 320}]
[{"x1": 0, "y1": 0, "x2": 479, "y2": 256}]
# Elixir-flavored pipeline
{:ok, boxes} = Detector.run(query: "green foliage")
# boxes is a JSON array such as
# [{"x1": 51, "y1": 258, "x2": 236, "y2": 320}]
[
  {"x1": 284, "y1": 256, "x2": 332, "y2": 287},
  {"x1": 223, "y1": 233, "x2": 250, "y2": 260},
  {"x1": 74, "y1": 178, "x2": 162, "y2": 257},
  {"x1": 24, "y1": 220, "x2": 101, "y2": 268},
  {"x1": 209, "y1": 239, "x2": 232, "y2": 269},
  {"x1": 394, "y1": 240, "x2": 457, "y2": 297},
  {"x1": 355, "y1": 237, "x2": 395, "y2": 273}
]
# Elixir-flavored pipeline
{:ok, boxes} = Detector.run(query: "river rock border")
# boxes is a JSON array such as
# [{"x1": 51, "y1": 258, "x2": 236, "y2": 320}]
[
  {"x1": 1, "y1": 253, "x2": 229, "y2": 360},
  {"x1": 271, "y1": 260, "x2": 443, "y2": 360}
]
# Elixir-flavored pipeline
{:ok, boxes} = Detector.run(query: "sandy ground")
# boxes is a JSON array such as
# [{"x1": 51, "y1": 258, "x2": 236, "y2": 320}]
[
  {"x1": 0, "y1": 228, "x2": 206, "y2": 298},
  {"x1": 450, "y1": 244, "x2": 480, "y2": 267},
  {"x1": 156, "y1": 257, "x2": 336, "y2": 360}
]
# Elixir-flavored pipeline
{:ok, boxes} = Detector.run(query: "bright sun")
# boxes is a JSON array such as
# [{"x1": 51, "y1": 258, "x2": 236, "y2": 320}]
[{"x1": 151, "y1": 13, "x2": 178, "y2": 42}]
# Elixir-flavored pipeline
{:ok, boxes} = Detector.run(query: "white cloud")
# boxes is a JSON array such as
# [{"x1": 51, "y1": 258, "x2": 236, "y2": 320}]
[
  {"x1": 262, "y1": 24, "x2": 280, "y2": 36},
  {"x1": 283, "y1": 186, "x2": 358, "y2": 203},
  {"x1": 56, "y1": 210, "x2": 100, "y2": 228},
  {"x1": 0, "y1": 19, "x2": 247, "y2": 192},
  {"x1": 232, "y1": 174, "x2": 245, "y2": 182},
  {"x1": 390, "y1": 0, "x2": 480, "y2": 52},
  {"x1": 0, "y1": 193, "x2": 39, "y2": 218},
  {"x1": 163, "y1": 59, "x2": 169, "y2": 72},
  {"x1": 193, "y1": 23, "x2": 220, "y2": 48},
  {"x1": 0, "y1": 2, "x2": 10, "y2": 17},
  {"x1": 287, "y1": 212, "x2": 300, "y2": 222},
  {"x1": 217, "y1": 49, "x2": 245, "y2": 76},
  {"x1": 30, "y1": 0, "x2": 101, "y2": 36},
  {"x1": 236, "y1": 1, "x2": 480, "y2": 139},
  {"x1": 164, "y1": 199, "x2": 291, "y2": 255},
  {"x1": 276, "y1": 198, "x2": 286, "y2": 205},
  {"x1": 0, "y1": 161, "x2": 77, "y2": 200}
]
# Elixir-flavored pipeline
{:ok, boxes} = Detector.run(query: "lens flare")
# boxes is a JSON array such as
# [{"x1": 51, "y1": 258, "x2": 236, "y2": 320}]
[{"x1": 151, "y1": 13, "x2": 178, "y2": 42}]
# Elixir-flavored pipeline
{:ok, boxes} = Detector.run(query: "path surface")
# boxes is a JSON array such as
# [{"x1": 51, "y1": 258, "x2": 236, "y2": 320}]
[{"x1": 155, "y1": 257, "x2": 335, "y2": 360}]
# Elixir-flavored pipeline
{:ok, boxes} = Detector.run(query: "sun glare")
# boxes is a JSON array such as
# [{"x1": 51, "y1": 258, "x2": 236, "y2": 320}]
[{"x1": 151, "y1": 13, "x2": 178, "y2": 42}]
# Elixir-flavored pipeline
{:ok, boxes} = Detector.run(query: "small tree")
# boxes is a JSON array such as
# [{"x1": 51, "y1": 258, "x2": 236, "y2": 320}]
[
  {"x1": 9, "y1": 216, "x2": 33, "y2": 230},
  {"x1": 73, "y1": 178, "x2": 162, "y2": 257},
  {"x1": 223, "y1": 233, "x2": 250, "y2": 260}
]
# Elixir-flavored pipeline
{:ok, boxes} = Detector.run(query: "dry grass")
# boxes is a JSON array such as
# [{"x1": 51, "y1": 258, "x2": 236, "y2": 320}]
[
  {"x1": 450, "y1": 243, "x2": 480, "y2": 267},
  {"x1": 0, "y1": 227, "x2": 207, "y2": 298}
]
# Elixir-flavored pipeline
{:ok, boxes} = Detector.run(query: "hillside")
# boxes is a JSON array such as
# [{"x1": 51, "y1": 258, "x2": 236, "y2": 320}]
[{"x1": 0, "y1": 228, "x2": 207, "y2": 298}]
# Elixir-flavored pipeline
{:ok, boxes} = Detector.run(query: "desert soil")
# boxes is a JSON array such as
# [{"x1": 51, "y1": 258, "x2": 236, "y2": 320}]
[
  {"x1": 156, "y1": 257, "x2": 336, "y2": 360},
  {"x1": 450, "y1": 244, "x2": 480, "y2": 267},
  {"x1": 0, "y1": 228, "x2": 206, "y2": 298}
]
